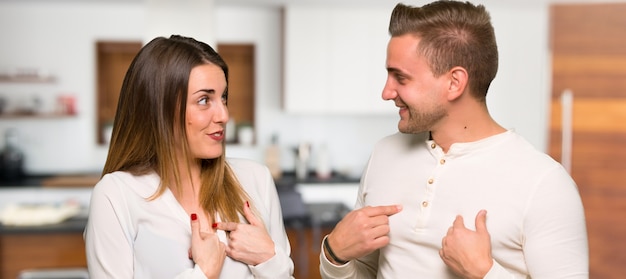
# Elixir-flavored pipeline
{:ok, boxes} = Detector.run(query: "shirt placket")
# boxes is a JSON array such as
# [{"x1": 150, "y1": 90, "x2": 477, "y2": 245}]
[{"x1": 415, "y1": 141, "x2": 447, "y2": 229}]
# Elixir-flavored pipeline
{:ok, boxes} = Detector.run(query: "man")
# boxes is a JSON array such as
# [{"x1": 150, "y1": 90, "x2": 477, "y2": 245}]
[{"x1": 319, "y1": 1, "x2": 588, "y2": 278}]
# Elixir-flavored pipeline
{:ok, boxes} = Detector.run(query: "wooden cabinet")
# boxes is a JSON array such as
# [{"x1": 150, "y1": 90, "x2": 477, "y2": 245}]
[
  {"x1": 96, "y1": 41, "x2": 142, "y2": 145},
  {"x1": 286, "y1": 226, "x2": 333, "y2": 279},
  {"x1": 283, "y1": 6, "x2": 396, "y2": 115},
  {"x1": 0, "y1": 231, "x2": 86, "y2": 279}
]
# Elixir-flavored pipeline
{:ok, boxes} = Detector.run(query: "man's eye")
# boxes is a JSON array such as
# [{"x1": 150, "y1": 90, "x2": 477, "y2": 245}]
[{"x1": 395, "y1": 75, "x2": 407, "y2": 84}]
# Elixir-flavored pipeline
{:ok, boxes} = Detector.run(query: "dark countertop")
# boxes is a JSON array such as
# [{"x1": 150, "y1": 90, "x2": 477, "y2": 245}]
[
  {"x1": 274, "y1": 171, "x2": 360, "y2": 190},
  {"x1": 0, "y1": 216, "x2": 88, "y2": 234},
  {"x1": 0, "y1": 175, "x2": 50, "y2": 187}
]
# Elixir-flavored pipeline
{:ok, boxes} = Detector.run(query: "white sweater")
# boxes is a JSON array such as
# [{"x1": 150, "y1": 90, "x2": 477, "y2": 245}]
[
  {"x1": 85, "y1": 158, "x2": 294, "y2": 279},
  {"x1": 321, "y1": 131, "x2": 588, "y2": 278}
]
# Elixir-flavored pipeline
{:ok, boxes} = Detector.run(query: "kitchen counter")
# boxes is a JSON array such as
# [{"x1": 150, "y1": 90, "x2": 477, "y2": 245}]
[
  {"x1": 0, "y1": 216, "x2": 87, "y2": 234},
  {"x1": 274, "y1": 171, "x2": 360, "y2": 190},
  {"x1": 0, "y1": 171, "x2": 360, "y2": 234}
]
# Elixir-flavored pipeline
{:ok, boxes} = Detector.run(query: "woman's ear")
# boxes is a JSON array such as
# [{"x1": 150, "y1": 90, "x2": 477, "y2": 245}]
[{"x1": 447, "y1": 66, "x2": 468, "y2": 101}]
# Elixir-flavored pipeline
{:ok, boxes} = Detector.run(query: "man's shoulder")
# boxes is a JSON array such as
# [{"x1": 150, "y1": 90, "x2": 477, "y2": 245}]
[{"x1": 376, "y1": 131, "x2": 430, "y2": 148}]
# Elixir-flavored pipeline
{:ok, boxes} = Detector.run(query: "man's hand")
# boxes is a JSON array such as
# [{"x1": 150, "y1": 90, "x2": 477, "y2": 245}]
[
  {"x1": 214, "y1": 201, "x2": 275, "y2": 266},
  {"x1": 439, "y1": 210, "x2": 493, "y2": 279},
  {"x1": 325, "y1": 205, "x2": 402, "y2": 264}
]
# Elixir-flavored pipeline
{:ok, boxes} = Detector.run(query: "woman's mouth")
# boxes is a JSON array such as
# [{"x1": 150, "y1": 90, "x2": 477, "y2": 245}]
[{"x1": 208, "y1": 131, "x2": 224, "y2": 141}]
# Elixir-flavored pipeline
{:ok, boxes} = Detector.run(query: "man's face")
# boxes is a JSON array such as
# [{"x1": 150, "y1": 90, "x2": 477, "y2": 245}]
[{"x1": 382, "y1": 34, "x2": 448, "y2": 134}]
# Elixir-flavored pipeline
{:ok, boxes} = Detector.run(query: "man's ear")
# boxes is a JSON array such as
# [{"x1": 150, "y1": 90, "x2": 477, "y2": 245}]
[{"x1": 447, "y1": 66, "x2": 468, "y2": 101}]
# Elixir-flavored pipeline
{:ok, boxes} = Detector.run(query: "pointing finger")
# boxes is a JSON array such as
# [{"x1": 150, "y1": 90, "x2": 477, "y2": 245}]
[
  {"x1": 366, "y1": 205, "x2": 403, "y2": 217},
  {"x1": 214, "y1": 221, "x2": 238, "y2": 232},
  {"x1": 242, "y1": 201, "x2": 261, "y2": 227}
]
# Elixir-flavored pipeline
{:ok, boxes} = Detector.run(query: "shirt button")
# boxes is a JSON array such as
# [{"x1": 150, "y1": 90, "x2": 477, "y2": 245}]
[
  {"x1": 430, "y1": 143, "x2": 436, "y2": 149},
  {"x1": 422, "y1": 201, "x2": 429, "y2": 207},
  {"x1": 439, "y1": 158, "x2": 446, "y2": 165},
  {"x1": 428, "y1": 178, "x2": 434, "y2": 184}
]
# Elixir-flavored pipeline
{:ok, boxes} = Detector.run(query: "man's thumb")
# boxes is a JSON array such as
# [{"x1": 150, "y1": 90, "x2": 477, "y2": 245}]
[{"x1": 475, "y1": 210, "x2": 488, "y2": 233}]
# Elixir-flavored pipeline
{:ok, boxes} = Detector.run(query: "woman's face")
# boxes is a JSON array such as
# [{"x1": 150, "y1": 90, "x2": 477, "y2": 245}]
[{"x1": 184, "y1": 63, "x2": 229, "y2": 159}]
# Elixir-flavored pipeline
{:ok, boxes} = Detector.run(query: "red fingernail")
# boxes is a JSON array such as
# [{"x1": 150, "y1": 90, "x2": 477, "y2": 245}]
[
  {"x1": 191, "y1": 213, "x2": 197, "y2": 221},
  {"x1": 212, "y1": 223, "x2": 218, "y2": 228},
  {"x1": 246, "y1": 201, "x2": 250, "y2": 208}
]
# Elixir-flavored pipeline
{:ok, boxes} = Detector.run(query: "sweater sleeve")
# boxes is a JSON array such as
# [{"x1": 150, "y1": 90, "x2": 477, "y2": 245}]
[
  {"x1": 521, "y1": 165, "x2": 589, "y2": 278},
  {"x1": 319, "y1": 157, "x2": 380, "y2": 279},
  {"x1": 319, "y1": 237, "x2": 379, "y2": 279}
]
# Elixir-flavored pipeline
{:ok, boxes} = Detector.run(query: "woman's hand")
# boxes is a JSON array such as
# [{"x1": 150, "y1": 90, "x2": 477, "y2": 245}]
[
  {"x1": 214, "y1": 201, "x2": 275, "y2": 266},
  {"x1": 190, "y1": 213, "x2": 226, "y2": 279}
]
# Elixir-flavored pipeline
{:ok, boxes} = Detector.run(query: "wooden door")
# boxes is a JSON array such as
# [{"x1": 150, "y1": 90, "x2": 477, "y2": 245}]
[
  {"x1": 549, "y1": 4, "x2": 626, "y2": 278},
  {"x1": 96, "y1": 41, "x2": 142, "y2": 145},
  {"x1": 217, "y1": 44, "x2": 255, "y2": 144}
]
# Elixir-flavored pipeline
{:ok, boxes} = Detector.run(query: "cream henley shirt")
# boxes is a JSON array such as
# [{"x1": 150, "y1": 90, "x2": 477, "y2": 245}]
[{"x1": 320, "y1": 131, "x2": 588, "y2": 278}]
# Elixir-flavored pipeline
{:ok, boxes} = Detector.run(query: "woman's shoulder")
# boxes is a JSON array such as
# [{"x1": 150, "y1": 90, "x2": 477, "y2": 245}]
[
  {"x1": 226, "y1": 157, "x2": 272, "y2": 185},
  {"x1": 94, "y1": 171, "x2": 160, "y2": 198},
  {"x1": 227, "y1": 157, "x2": 269, "y2": 172}
]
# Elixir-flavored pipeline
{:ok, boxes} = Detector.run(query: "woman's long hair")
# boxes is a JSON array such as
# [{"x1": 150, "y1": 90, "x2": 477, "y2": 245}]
[{"x1": 102, "y1": 35, "x2": 250, "y2": 223}]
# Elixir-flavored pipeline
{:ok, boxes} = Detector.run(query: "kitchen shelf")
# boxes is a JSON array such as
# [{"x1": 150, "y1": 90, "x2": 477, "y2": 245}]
[
  {"x1": 0, "y1": 112, "x2": 75, "y2": 119},
  {"x1": 0, "y1": 75, "x2": 56, "y2": 83}
]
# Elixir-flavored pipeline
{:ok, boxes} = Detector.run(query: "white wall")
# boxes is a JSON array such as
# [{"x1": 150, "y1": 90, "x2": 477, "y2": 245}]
[
  {"x1": 217, "y1": 2, "x2": 551, "y2": 175},
  {"x1": 0, "y1": 1, "x2": 552, "y2": 177},
  {"x1": 0, "y1": 1, "x2": 145, "y2": 174}
]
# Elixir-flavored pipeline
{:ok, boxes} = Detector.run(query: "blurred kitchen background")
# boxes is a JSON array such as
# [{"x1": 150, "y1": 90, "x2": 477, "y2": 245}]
[{"x1": 0, "y1": 0, "x2": 625, "y2": 278}]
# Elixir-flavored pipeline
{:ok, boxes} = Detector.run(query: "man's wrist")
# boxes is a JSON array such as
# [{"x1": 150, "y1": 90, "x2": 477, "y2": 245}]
[{"x1": 323, "y1": 235, "x2": 349, "y2": 265}]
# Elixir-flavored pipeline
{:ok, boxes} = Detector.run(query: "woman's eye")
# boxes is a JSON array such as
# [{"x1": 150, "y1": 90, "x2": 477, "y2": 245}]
[
  {"x1": 221, "y1": 93, "x2": 228, "y2": 105},
  {"x1": 198, "y1": 96, "x2": 209, "y2": 105}
]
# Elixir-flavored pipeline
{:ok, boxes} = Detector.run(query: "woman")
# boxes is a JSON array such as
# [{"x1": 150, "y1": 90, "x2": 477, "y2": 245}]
[{"x1": 84, "y1": 35, "x2": 294, "y2": 279}]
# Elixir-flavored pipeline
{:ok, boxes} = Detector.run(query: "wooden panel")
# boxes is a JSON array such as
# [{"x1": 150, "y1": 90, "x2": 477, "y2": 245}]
[
  {"x1": 96, "y1": 41, "x2": 142, "y2": 145},
  {"x1": 286, "y1": 227, "x2": 332, "y2": 279},
  {"x1": 218, "y1": 44, "x2": 255, "y2": 143},
  {"x1": 581, "y1": 193, "x2": 626, "y2": 278},
  {"x1": 552, "y1": 75, "x2": 626, "y2": 99},
  {"x1": 549, "y1": 132, "x2": 626, "y2": 194},
  {"x1": 0, "y1": 232, "x2": 87, "y2": 279},
  {"x1": 550, "y1": 3, "x2": 626, "y2": 278},
  {"x1": 549, "y1": 98, "x2": 626, "y2": 132},
  {"x1": 552, "y1": 55, "x2": 626, "y2": 76},
  {"x1": 550, "y1": 3, "x2": 626, "y2": 55}
]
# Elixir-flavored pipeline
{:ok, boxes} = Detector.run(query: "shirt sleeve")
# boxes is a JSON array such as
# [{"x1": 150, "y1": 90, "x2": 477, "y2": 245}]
[
  {"x1": 319, "y1": 236, "x2": 379, "y2": 279},
  {"x1": 248, "y1": 166, "x2": 295, "y2": 278},
  {"x1": 84, "y1": 176, "x2": 135, "y2": 278},
  {"x1": 521, "y1": 165, "x2": 589, "y2": 278},
  {"x1": 319, "y1": 158, "x2": 379, "y2": 279},
  {"x1": 174, "y1": 265, "x2": 208, "y2": 279}
]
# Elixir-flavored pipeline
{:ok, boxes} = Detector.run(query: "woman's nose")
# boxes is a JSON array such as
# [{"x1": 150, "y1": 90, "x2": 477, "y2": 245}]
[{"x1": 215, "y1": 102, "x2": 229, "y2": 123}]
